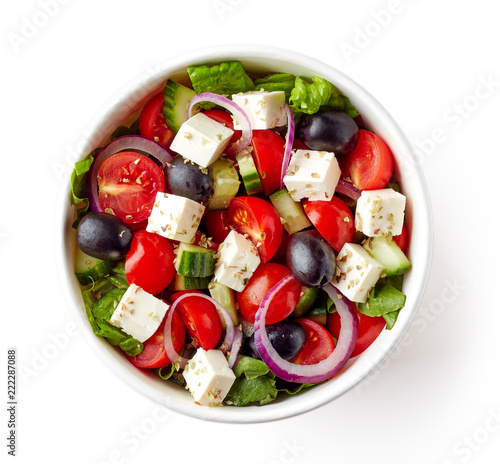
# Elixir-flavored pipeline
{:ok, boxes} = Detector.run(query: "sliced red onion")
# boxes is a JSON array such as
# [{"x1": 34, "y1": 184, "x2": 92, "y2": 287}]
[
  {"x1": 254, "y1": 278, "x2": 358, "y2": 384},
  {"x1": 280, "y1": 103, "x2": 294, "y2": 189},
  {"x1": 187, "y1": 92, "x2": 252, "y2": 156},
  {"x1": 227, "y1": 327, "x2": 243, "y2": 369},
  {"x1": 335, "y1": 180, "x2": 361, "y2": 201},
  {"x1": 87, "y1": 135, "x2": 174, "y2": 212},
  {"x1": 163, "y1": 292, "x2": 236, "y2": 370}
]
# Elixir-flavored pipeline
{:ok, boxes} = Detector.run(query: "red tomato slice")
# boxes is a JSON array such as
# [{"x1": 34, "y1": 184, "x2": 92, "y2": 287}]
[
  {"x1": 170, "y1": 290, "x2": 223, "y2": 351},
  {"x1": 392, "y1": 223, "x2": 408, "y2": 253},
  {"x1": 227, "y1": 196, "x2": 283, "y2": 263},
  {"x1": 293, "y1": 318, "x2": 335, "y2": 365},
  {"x1": 139, "y1": 93, "x2": 175, "y2": 148},
  {"x1": 237, "y1": 263, "x2": 302, "y2": 324},
  {"x1": 125, "y1": 230, "x2": 176, "y2": 295},
  {"x1": 126, "y1": 311, "x2": 185, "y2": 369},
  {"x1": 303, "y1": 196, "x2": 355, "y2": 252},
  {"x1": 204, "y1": 210, "x2": 230, "y2": 244},
  {"x1": 327, "y1": 304, "x2": 386, "y2": 357},
  {"x1": 203, "y1": 109, "x2": 242, "y2": 146},
  {"x1": 346, "y1": 129, "x2": 394, "y2": 190},
  {"x1": 98, "y1": 151, "x2": 165, "y2": 224},
  {"x1": 251, "y1": 130, "x2": 285, "y2": 196}
]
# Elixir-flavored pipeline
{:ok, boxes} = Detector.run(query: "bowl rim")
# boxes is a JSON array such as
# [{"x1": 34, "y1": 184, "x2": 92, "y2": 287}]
[{"x1": 56, "y1": 44, "x2": 433, "y2": 423}]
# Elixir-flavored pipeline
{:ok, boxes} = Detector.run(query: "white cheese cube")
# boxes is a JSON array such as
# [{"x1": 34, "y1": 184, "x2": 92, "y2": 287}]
[
  {"x1": 283, "y1": 149, "x2": 341, "y2": 201},
  {"x1": 146, "y1": 192, "x2": 205, "y2": 243},
  {"x1": 182, "y1": 348, "x2": 236, "y2": 406},
  {"x1": 355, "y1": 188, "x2": 406, "y2": 237},
  {"x1": 232, "y1": 90, "x2": 286, "y2": 130},
  {"x1": 109, "y1": 284, "x2": 169, "y2": 342},
  {"x1": 214, "y1": 230, "x2": 261, "y2": 292},
  {"x1": 331, "y1": 243, "x2": 384, "y2": 303},
  {"x1": 170, "y1": 113, "x2": 234, "y2": 167}
]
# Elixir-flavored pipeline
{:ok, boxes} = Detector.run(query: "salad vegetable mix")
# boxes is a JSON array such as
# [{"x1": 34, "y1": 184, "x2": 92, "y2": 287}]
[{"x1": 70, "y1": 61, "x2": 411, "y2": 407}]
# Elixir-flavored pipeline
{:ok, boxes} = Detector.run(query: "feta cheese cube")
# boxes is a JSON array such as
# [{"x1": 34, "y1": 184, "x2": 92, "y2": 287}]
[
  {"x1": 146, "y1": 192, "x2": 205, "y2": 243},
  {"x1": 283, "y1": 149, "x2": 341, "y2": 201},
  {"x1": 109, "y1": 284, "x2": 169, "y2": 342},
  {"x1": 232, "y1": 90, "x2": 286, "y2": 130},
  {"x1": 355, "y1": 188, "x2": 406, "y2": 237},
  {"x1": 170, "y1": 113, "x2": 234, "y2": 167},
  {"x1": 214, "y1": 230, "x2": 261, "y2": 292},
  {"x1": 331, "y1": 243, "x2": 384, "y2": 303},
  {"x1": 182, "y1": 348, "x2": 236, "y2": 406}
]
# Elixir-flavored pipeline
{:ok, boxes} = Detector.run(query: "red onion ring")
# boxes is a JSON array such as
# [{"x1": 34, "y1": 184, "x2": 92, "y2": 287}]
[
  {"x1": 87, "y1": 135, "x2": 174, "y2": 212},
  {"x1": 280, "y1": 103, "x2": 295, "y2": 189},
  {"x1": 163, "y1": 292, "x2": 236, "y2": 370},
  {"x1": 227, "y1": 327, "x2": 243, "y2": 369},
  {"x1": 254, "y1": 278, "x2": 358, "y2": 384},
  {"x1": 187, "y1": 92, "x2": 252, "y2": 156},
  {"x1": 335, "y1": 180, "x2": 361, "y2": 201}
]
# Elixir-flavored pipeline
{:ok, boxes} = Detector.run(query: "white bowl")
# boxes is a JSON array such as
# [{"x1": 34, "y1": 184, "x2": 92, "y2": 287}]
[{"x1": 56, "y1": 45, "x2": 433, "y2": 423}]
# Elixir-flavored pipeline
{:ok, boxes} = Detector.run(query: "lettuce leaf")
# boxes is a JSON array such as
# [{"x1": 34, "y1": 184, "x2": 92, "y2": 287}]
[
  {"x1": 253, "y1": 73, "x2": 296, "y2": 99},
  {"x1": 357, "y1": 282, "x2": 406, "y2": 318},
  {"x1": 225, "y1": 356, "x2": 278, "y2": 406},
  {"x1": 81, "y1": 264, "x2": 143, "y2": 357},
  {"x1": 70, "y1": 154, "x2": 93, "y2": 209},
  {"x1": 289, "y1": 76, "x2": 359, "y2": 117},
  {"x1": 187, "y1": 61, "x2": 254, "y2": 95}
]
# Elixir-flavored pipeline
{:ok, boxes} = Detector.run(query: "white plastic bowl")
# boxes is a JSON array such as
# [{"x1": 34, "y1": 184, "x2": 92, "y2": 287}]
[{"x1": 56, "y1": 45, "x2": 433, "y2": 423}]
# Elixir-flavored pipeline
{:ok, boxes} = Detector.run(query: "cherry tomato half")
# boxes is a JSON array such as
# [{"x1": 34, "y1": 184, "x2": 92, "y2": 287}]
[
  {"x1": 251, "y1": 130, "x2": 285, "y2": 196},
  {"x1": 303, "y1": 196, "x2": 355, "y2": 252},
  {"x1": 328, "y1": 304, "x2": 386, "y2": 358},
  {"x1": 97, "y1": 151, "x2": 165, "y2": 224},
  {"x1": 346, "y1": 129, "x2": 394, "y2": 190},
  {"x1": 204, "y1": 210, "x2": 230, "y2": 244},
  {"x1": 203, "y1": 109, "x2": 242, "y2": 146},
  {"x1": 237, "y1": 263, "x2": 302, "y2": 324},
  {"x1": 293, "y1": 318, "x2": 335, "y2": 365},
  {"x1": 125, "y1": 230, "x2": 176, "y2": 295},
  {"x1": 126, "y1": 311, "x2": 185, "y2": 369},
  {"x1": 139, "y1": 93, "x2": 175, "y2": 148},
  {"x1": 393, "y1": 223, "x2": 408, "y2": 253},
  {"x1": 170, "y1": 290, "x2": 223, "y2": 351},
  {"x1": 228, "y1": 196, "x2": 283, "y2": 263}
]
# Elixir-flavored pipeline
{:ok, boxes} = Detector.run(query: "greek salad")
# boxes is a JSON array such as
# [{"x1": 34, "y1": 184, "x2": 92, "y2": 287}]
[{"x1": 70, "y1": 61, "x2": 411, "y2": 407}]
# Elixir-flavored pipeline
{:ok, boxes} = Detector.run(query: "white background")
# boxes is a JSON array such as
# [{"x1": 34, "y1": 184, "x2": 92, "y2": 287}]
[{"x1": 1, "y1": 0, "x2": 499, "y2": 463}]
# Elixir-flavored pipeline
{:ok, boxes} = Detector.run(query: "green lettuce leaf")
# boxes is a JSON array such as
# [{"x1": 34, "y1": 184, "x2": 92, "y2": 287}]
[
  {"x1": 289, "y1": 76, "x2": 359, "y2": 117},
  {"x1": 70, "y1": 154, "x2": 93, "y2": 208},
  {"x1": 253, "y1": 73, "x2": 296, "y2": 99},
  {"x1": 187, "y1": 61, "x2": 254, "y2": 95},
  {"x1": 225, "y1": 356, "x2": 278, "y2": 406},
  {"x1": 358, "y1": 283, "x2": 406, "y2": 318},
  {"x1": 81, "y1": 264, "x2": 143, "y2": 357}
]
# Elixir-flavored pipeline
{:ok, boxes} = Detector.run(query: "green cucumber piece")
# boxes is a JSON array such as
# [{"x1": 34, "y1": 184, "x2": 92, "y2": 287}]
[
  {"x1": 175, "y1": 242, "x2": 216, "y2": 277},
  {"x1": 208, "y1": 279, "x2": 238, "y2": 327},
  {"x1": 208, "y1": 158, "x2": 241, "y2": 210},
  {"x1": 269, "y1": 188, "x2": 312, "y2": 234},
  {"x1": 171, "y1": 274, "x2": 211, "y2": 291},
  {"x1": 292, "y1": 287, "x2": 320, "y2": 318},
  {"x1": 363, "y1": 235, "x2": 411, "y2": 276},
  {"x1": 236, "y1": 150, "x2": 263, "y2": 196},
  {"x1": 162, "y1": 80, "x2": 196, "y2": 133},
  {"x1": 74, "y1": 248, "x2": 113, "y2": 285}
]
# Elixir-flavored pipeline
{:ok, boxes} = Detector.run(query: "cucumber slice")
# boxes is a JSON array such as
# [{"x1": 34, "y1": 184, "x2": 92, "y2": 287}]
[
  {"x1": 74, "y1": 248, "x2": 113, "y2": 285},
  {"x1": 171, "y1": 274, "x2": 211, "y2": 291},
  {"x1": 208, "y1": 158, "x2": 241, "y2": 210},
  {"x1": 208, "y1": 279, "x2": 238, "y2": 327},
  {"x1": 269, "y1": 188, "x2": 312, "y2": 234},
  {"x1": 292, "y1": 287, "x2": 320, "y2": 318},
  {"x1": 363, "y1": 235, "x2": 411, "y2": 276},
  {"x1": 162, "y1": 80, "x2": 196, "y2": 133},
  {"x1": 236, "y1": 150, "x2": 263, "y2": 196},
  {"x1": 175, "y1": 242, "x2": 216, "y2": 277}
]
